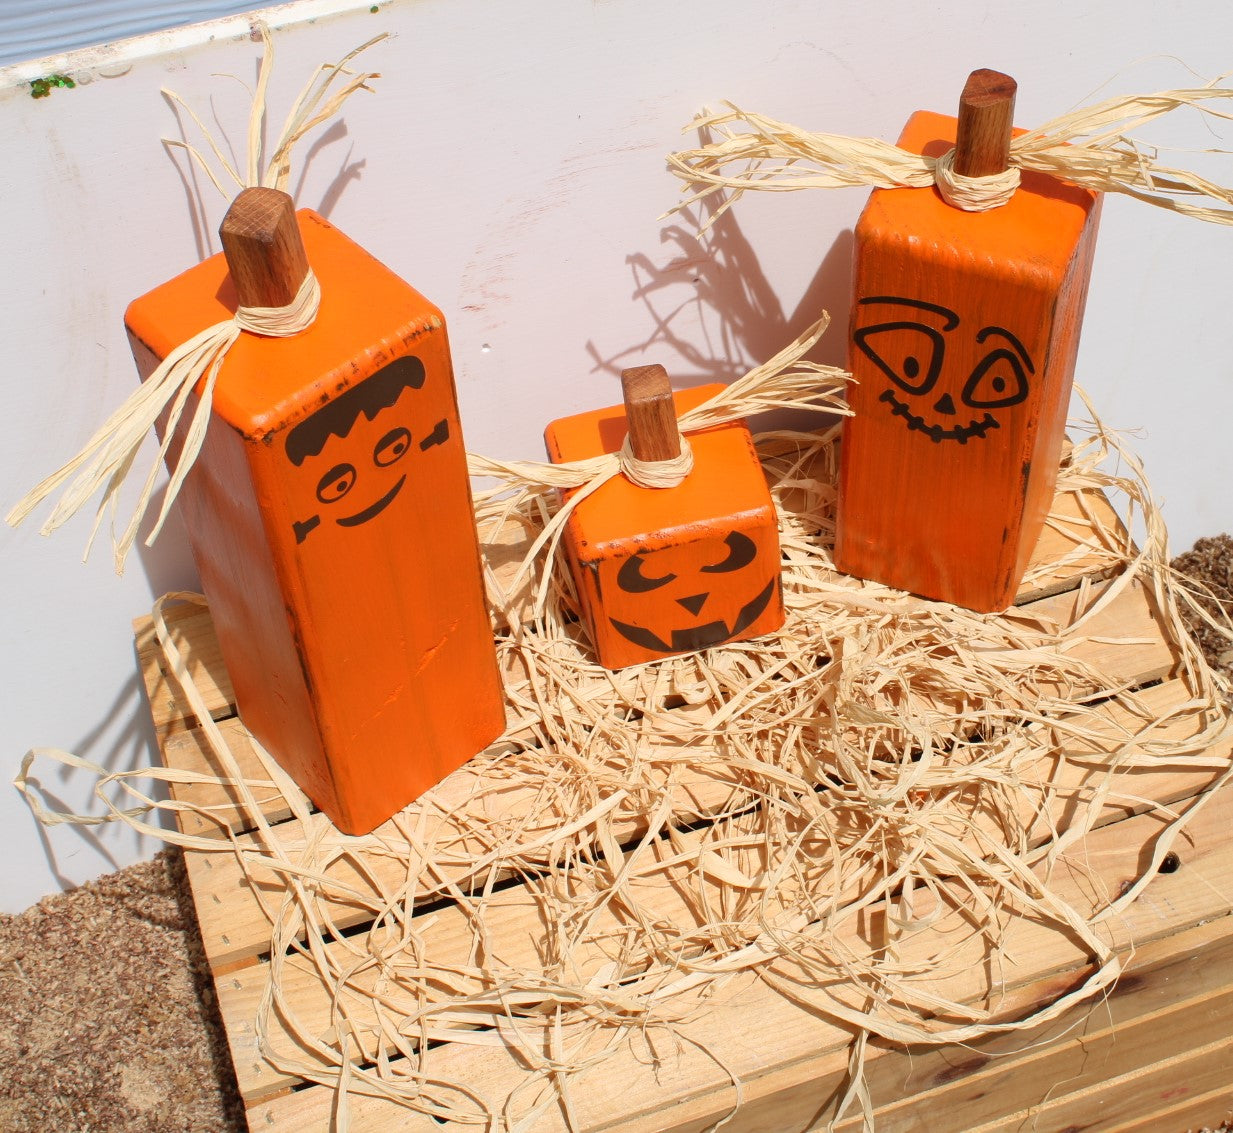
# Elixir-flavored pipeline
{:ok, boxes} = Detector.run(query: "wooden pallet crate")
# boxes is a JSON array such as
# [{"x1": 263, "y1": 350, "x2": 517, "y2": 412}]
[{"x1": 133, "y1": 463, "x2": 1233, "y2": 1133}]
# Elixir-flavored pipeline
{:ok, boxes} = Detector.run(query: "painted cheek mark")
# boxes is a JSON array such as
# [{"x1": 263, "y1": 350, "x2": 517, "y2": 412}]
[{"x1": 293, "y1": 515, "x2": 322, "y2": 544}]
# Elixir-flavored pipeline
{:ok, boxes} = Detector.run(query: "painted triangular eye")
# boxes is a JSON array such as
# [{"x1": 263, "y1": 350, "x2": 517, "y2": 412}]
[
  {"x1": 854, "y1": 321, "x2": 945, "y2": 395},
  {"x1": 962, "y1": 348, "x2": 1029, "y2": 409},
  {"x1": 700, "y1": 530, "x2": 757, "y2": 574},
  {"x1": 616, "y1": 554, "x2": 677, "y2": 593}
]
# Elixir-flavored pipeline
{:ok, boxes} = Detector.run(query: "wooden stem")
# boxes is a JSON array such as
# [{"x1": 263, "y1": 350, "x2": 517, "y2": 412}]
[
  {"x1": 621, "y1": 364, "x2": 681, "y2": 462},
  {"x1": 219, "y1": 187, "x2": 310, "y2": 308},
  {"x1": 953, "y1": 68, "x2": 1017, "y2": 178}
]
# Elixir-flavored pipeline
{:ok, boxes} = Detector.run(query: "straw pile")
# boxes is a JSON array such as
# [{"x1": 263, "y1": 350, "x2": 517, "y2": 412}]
[{"x1": 16, "y1": 398, "x2": 1233, "y2": 1129}]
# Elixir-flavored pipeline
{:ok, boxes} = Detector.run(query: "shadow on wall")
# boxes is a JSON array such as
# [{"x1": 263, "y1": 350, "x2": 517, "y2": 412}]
[
  {"x1": 21, "y1": 664, "x2": 172, "y2": 892},
  {"x1": 585, "y1": 190, "x2": 855, "y2": 436}
]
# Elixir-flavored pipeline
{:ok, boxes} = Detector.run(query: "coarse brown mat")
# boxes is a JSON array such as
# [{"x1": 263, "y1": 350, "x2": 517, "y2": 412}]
[{"x1": 1, "y1": 533, "x2": 1230, "y2": 1133}]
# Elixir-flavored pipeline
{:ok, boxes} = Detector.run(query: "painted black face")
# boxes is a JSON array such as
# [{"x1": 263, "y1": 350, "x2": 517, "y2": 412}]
[
  {"x1": 285, "y1": 356, "x2": 452, "y2": 544},
  {"x1": 607, "y1": 530, "x2": 776, "y2": 653},
  {"x1": 854, "y1": 297, "x2": 1034, "y2": 444}
]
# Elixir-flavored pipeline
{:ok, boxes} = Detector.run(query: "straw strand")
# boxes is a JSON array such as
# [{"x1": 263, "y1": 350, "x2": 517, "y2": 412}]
[
  {"x1": 6, "y1": 24, "x2": 380, "y2": 569},
  {"x1": 668, "y1": 79, "x2": 1233, "y2": 226}
]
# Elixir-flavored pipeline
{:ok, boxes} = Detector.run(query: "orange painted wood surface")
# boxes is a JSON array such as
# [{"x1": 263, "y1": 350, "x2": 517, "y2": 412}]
[
  {"x1": 836, "y1": 105, "x2": 1102, "y2": 612},
  {"x1": 544, "y1": 383, "x2": 783, "y2": 669},
  {"x1": 125, "y1": 206, "x2": 504, "y2": 835}
]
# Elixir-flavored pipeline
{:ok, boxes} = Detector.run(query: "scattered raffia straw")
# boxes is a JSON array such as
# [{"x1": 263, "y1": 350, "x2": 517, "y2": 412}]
[
  {"x1": 15, "y1": 391, "x2": 1233, "y2": 1129},
  {"x1": 4, "y1": 23, "x2": 386, "y2": 572},
  {"x1": 666, "y1": 78, "x2": 1233, "y2": 229}
]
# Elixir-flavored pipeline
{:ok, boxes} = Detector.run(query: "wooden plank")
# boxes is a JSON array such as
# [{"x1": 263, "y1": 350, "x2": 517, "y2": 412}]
[
  {"x1": 246, "y1": 773, "x2": 1233, "y2": 1131},
  {"x1": 1108, "y1": 1084, "x2": 1233, "y2": 1133},
  {"x1": 1016, "y1": 482, "x2": 1127, "y2": 604},
  {"x1": 969, "y1": 1038, "x2": 1233, "y2": 1132},
  {"x1": 835, "y1": 916, "x2": 1233, "y2": 1132},
  {"x1": 177, "y1": 744, "x2": 749, "y2": 976},
  {"x1": 132, "y1": 602, "x2": 234, "y2": 736}
]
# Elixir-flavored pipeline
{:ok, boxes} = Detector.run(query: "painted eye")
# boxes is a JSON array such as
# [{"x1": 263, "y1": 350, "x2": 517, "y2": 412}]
[
  {"x1": 700, "y1": 531, "x2": 758, "y2": 574},
  {"x1": 962, "y1": 349, "x2": 1029, "y2": 409},
  {"x1": 374, "y1": 426, "x2": 412, "y2": 467},
  {"x1": 617, "y1": 554, "x2": 677, "y2": 593},
  {"x1": 316, "y1": 463, "x2": 356, "y2": 504},
  {"x1": 853, "y1": 322, "x2": 945, "y2": 395}
]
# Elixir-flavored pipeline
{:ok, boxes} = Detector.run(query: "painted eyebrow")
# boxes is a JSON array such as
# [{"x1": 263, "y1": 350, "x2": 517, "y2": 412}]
[
  {"x1": 976, "y1": 326, "x2": 1035, "y2": 372},
  {"x1": 858, "y1": 296, "x2": 960, "y2": 331}
]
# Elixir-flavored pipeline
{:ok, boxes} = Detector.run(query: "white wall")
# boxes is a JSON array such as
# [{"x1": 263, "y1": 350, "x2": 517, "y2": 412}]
[{"x1": 2, "y1": 0, "x2": 1231, "y2": 913}]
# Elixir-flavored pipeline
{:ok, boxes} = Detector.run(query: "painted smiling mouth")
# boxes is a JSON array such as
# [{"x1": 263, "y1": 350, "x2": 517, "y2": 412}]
[
  {"x1": 336, "y1": 475, "x2": 407, "y2": 527},
  {"x1": 609, "y1": 578, "x2": 777, "y2": 654},
  {"x1": 879, "y1": 389, "x2": 999, "y2": 444}
]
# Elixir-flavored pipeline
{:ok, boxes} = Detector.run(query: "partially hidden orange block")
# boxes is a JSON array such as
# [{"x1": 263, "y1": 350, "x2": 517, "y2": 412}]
[
  {"x1": 125, "y1": 196, "x2": 504, "y2": 835},
  {"x1": 544, "y1": 380, "x2": 784, "y2": 669},
  {"x1": 836, "y1": 104, "x2": 1102, "y2": 612}
]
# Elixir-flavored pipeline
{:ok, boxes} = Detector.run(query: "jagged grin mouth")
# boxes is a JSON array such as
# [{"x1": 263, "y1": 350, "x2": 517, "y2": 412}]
[
  {"x1": 879, "y1": 389, "x2": 999, "y2": 444},
  {"x1": 609, "y1": 578, "x2": 777, "y2": 655}
]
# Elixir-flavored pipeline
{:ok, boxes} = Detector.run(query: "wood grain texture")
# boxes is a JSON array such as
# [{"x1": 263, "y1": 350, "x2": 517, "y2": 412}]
[
  {"x1": 218, "y1": 187, "x2": 310, "y2": 309},
  {"x1": 620, "y1": 363, "x2": 681, "y2": 461},
  {"x1": 836, "y1": 109, "x2": 1102, "y2": 612},
  {"x1": 953, "y1": 68, "x2": 1017, "y2": 177}
]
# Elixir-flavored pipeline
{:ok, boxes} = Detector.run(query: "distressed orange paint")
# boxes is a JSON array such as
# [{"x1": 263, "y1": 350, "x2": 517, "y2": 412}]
[
  {"x1": 545, "y1": 384, "x2": 783, "y2": 669},
  {"x1": 125, "y1": 207, "x2": 504, "y2": 834},
  {"x1": 836, "y1": 110, "x2": 1102, "y2": 611}
]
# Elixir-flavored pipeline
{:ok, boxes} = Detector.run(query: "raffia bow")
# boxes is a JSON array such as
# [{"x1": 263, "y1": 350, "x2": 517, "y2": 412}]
[
  {"x1": 667, "y1": 80, "x2": 1233, "y2": 229},
  {"x1": 6, "y1": 24, "x2": 386, "y2": 571}
]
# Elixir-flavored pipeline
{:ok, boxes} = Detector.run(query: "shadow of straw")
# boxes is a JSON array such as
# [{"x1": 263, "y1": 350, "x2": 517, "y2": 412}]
[{"x1": 584, "y1": 189, "x2": 855, "y2": 433}]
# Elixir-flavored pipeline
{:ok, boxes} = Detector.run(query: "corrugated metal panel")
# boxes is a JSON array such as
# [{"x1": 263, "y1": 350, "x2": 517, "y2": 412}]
[{"x1": 0, "y1": 1, "x2": 260, "y2": 66}]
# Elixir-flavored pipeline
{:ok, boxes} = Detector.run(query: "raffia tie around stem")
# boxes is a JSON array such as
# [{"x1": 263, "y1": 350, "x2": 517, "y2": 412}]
[
  {"x1": 667, "y1": 79, "x2": 1233, "y2": 228},
  {"x1": 617, "y1": 434, "x2": 694, "y2": 487},
  {"x1": 466, "y1": 315, "x2": 852, "y2": 622},
  {"x1": 932, "y1": 146, "x2": 1020, "y2": 211},
  {"x1": 5, "y1": 22, "x2": 385, "y2": 571}
]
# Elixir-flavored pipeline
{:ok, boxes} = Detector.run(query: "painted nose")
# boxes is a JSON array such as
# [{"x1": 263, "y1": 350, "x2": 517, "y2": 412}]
[
  {"x1": 676, "y1": 592, "x2": 708, "y2": 616},
  {"x1": 933, "y1": 393, "x2": 957, "y2": 415}
]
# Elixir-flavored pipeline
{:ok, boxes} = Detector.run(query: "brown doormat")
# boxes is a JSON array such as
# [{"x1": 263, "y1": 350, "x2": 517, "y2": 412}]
[
  {"x1": 2, "y1": 534, "x2": 1231, "y2": 1133},
  {"x1": 0, "y1": 849, "x2": 247, "y2": 1132}
]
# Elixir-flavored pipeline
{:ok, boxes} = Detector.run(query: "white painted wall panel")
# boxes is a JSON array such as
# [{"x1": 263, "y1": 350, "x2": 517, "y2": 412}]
[{"x1": 2, "y1": 0, "x2": 1231, "y2": 912}]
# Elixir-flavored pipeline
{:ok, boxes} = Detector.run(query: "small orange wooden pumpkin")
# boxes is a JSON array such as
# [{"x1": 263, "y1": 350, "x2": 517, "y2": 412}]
[
  {"x1": 544, "y1": 365, "x2": 784, "y2": 669},
  {"x1": 125, "y1": 188, "x2": 505, "y2": 835},
  {"x1": 836, "y1": 70, "x2": 1102, "y2": 612}
]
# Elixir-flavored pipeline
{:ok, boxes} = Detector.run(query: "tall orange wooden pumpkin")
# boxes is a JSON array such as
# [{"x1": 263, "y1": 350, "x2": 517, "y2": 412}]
[
  {"x1": 125, "y1": 188, "x2": 505, "y2": 834},
  {"x1": 835, "y1": 70, "x2": 1102, "y2": 611}
]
